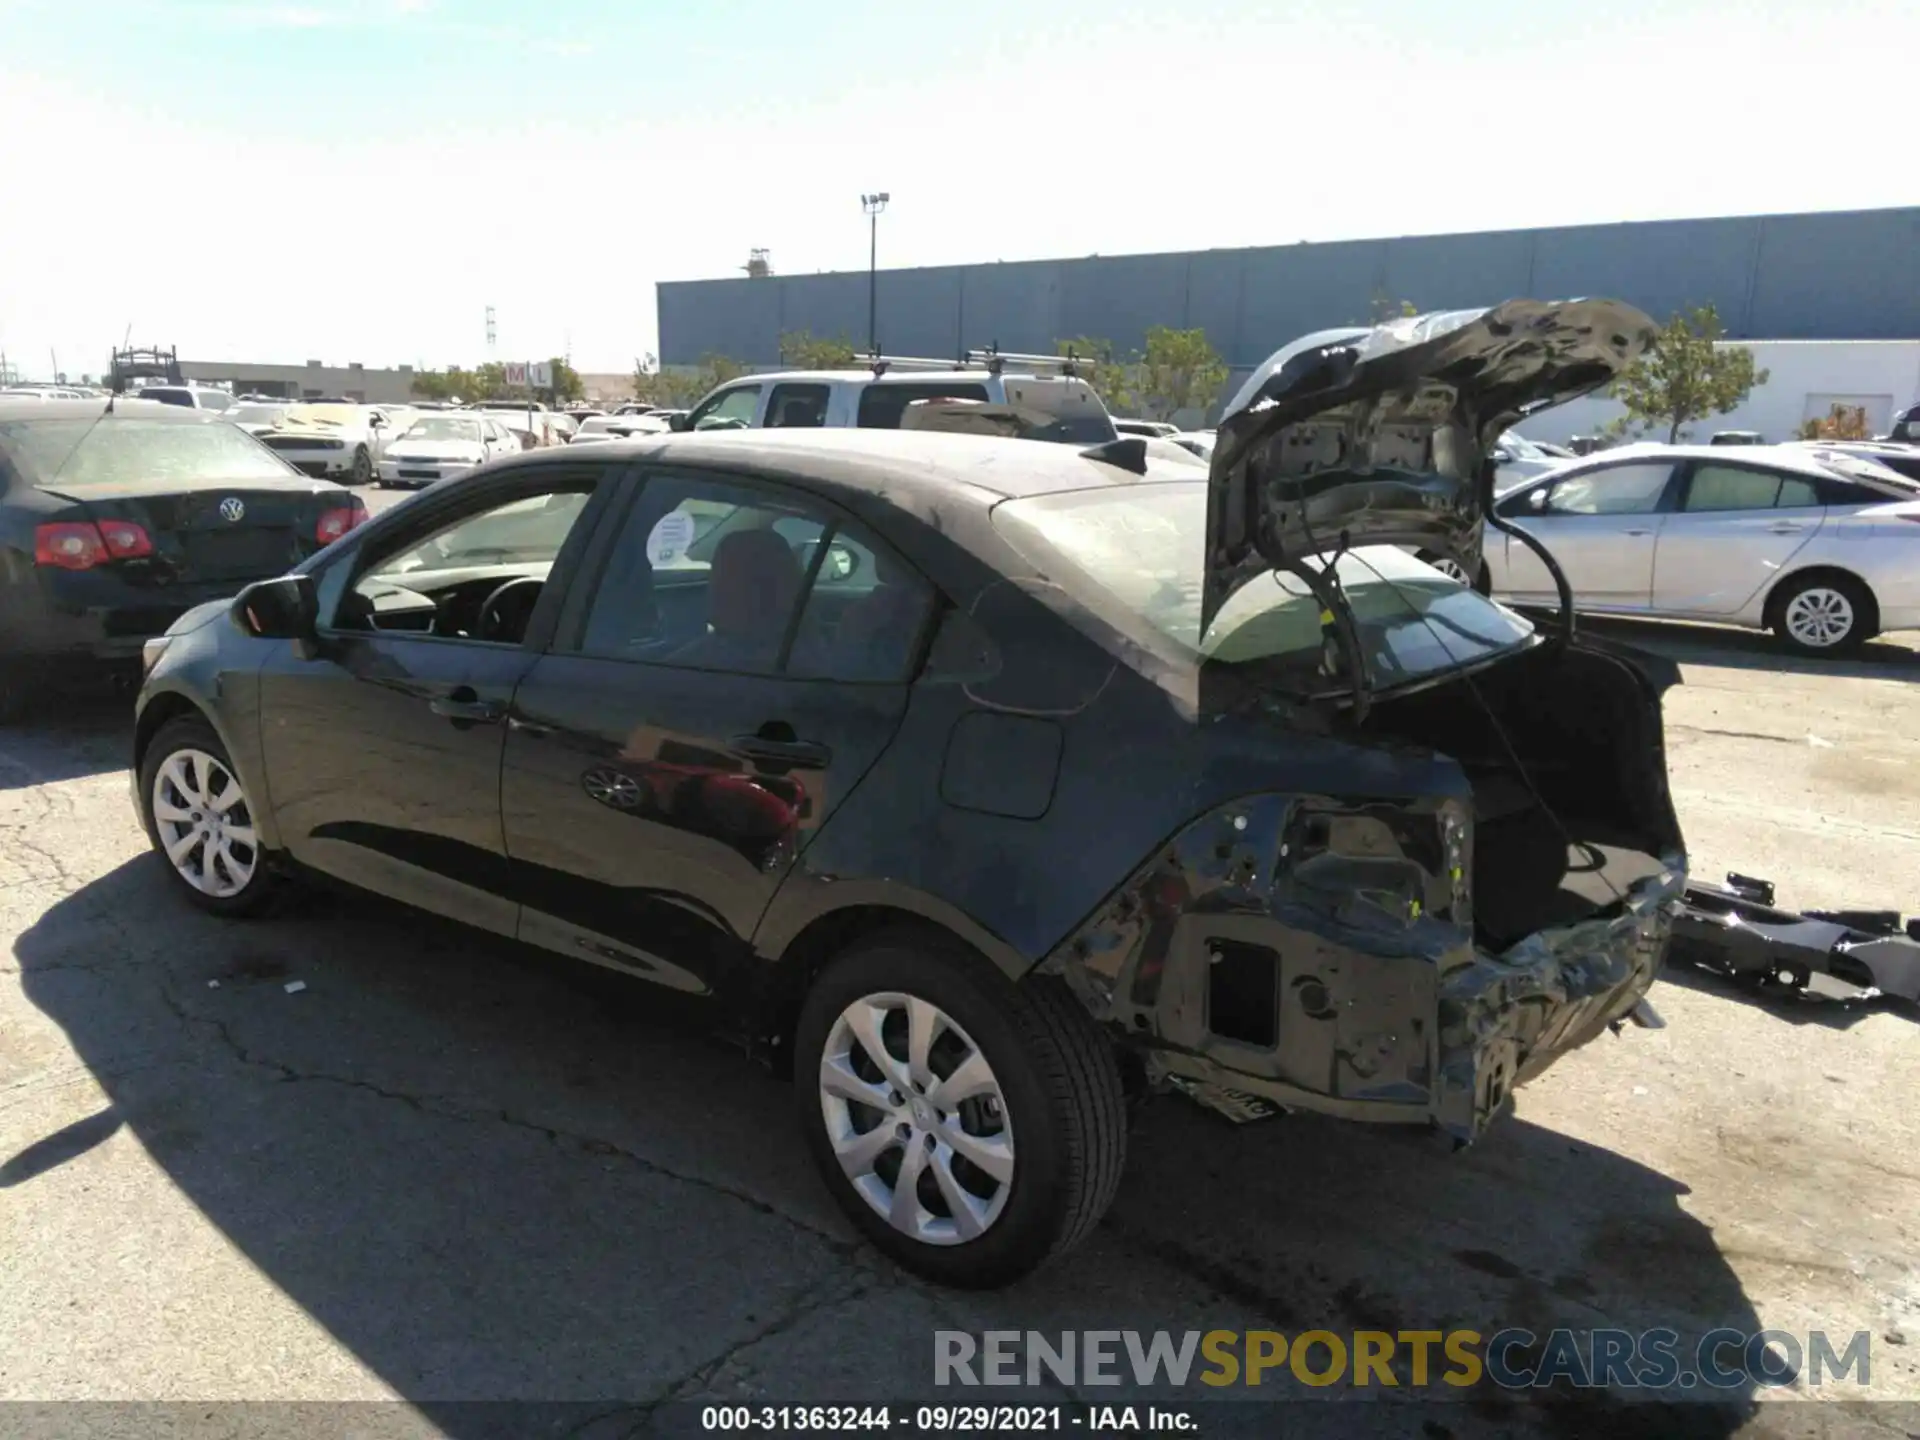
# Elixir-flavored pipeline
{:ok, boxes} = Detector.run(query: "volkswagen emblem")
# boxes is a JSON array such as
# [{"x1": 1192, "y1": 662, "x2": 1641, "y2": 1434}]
[{"x1": 219, "y1": 497, "x2": 246, "y2": 523}]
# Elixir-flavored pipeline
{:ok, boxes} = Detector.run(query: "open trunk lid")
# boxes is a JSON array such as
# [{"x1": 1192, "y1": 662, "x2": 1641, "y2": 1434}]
[{"x1": 1204, "y1": 298, "x2": 1655, "y2": 635}]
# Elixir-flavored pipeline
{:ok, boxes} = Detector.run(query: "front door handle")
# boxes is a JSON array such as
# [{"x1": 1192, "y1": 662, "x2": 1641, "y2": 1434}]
[
  {"x1": 1767, "y1": 522, "x2": 1806, "y2": 534},
  {"x1": 1622, "y1": 527, "x2": 1654, "y2": 537},
  {"x1": 729, "y1": 733, "x2": 832, "y2": 769},
  {"x1": 431, "y1": 687, "x2": 504, "y2": 724}
]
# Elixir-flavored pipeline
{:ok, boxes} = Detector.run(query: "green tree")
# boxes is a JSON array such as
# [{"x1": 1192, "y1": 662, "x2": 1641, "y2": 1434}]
[
  {"x1": 778, "y1": 330, "x2": 859, "y2": 369},
  {"x1": 632, "y1": 351, "x2": 744, "y2": 409},
  {"x1": 1606, "y1": 305, "x2": 1769, "y2": 445},
  {"x1": 1137, "y1": 326, "x2": 1227, "y2": 424},
  {"x1": 1053, "y1": 336, "x2": 1136, "y2": 416},
  {"x1": 546, "y1": 358, "x2": 584, "y2": 404},
  {"x1": 1796, "y1": 403, "x2": 1870, "y2": 441},
  {"x1": 1368, "y1": 291, "x2": 1421, "y2": 323}
]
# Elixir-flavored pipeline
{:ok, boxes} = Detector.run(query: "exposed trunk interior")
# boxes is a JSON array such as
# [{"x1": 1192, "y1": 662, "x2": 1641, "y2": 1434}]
[{"x1": 1358, "y1": 640, "x2": 1683, "y2": 951}]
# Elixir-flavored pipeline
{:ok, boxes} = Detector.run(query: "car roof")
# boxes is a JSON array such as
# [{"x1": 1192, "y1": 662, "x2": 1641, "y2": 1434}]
[
  {"x1": 1555, "y1": 442, "x2": 1858, "y2": 482},
  {"x1": 0, "y1": 397, "x2": 211, "y2": 423},
  {"x1": 509, "y1": 426, "x2": 1199, "y2": 502}
]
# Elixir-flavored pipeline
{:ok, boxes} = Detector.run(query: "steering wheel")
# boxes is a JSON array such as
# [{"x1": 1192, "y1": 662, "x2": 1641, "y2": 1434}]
[{"x1": 475, "y1": 576, "x2": 546, "y2": 643}]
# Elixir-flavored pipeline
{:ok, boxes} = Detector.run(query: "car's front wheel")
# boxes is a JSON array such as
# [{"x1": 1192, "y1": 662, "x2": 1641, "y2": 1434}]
[
  {"x1": 139, "y1": 714, "x2": 281, "y2": 916},
  {"x1": 351, "y1": 445, "x2": 373, "y2": 486},
  {"x1": 1770, "y1": 573, "x2": 1874, "y2": 655},
  {"x1": 795, "y1": 932, "x2": 1127, "y2": 1288}
]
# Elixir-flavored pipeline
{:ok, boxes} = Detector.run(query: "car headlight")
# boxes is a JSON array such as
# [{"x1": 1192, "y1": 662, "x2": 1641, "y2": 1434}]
[{"x1": 142, "y1": 635, "x2": 172, "y2": 676}]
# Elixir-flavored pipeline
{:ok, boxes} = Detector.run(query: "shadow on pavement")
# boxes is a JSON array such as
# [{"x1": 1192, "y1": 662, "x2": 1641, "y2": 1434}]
[
  {"x1": 14, "y1": 855, "x2": 1764, "y2": 1433},
  {"x1": 1573, "y1": 615, "x2": 1920, "y2": 683},
  {"x1": 1660, "y1": 955, "x2": 1919, "y2": 1029}
]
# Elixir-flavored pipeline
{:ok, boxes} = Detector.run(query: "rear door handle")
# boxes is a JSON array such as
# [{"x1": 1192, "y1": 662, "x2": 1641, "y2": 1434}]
[
  {"x1": 729, "y1": 734, "x2": 832, "y2": 768},
  {"x1": 430, "y1": 688, "x2": 504, "y2": 724},
  {"x1": 1622, "y1": 527, "x2": 1654, "y2": 537},
  {"x1": 1768, "y1": 522, "x2": 1806, "y2": 534}
]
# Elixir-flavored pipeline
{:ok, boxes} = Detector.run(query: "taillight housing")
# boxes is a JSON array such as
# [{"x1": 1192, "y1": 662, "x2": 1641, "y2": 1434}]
[
  {"x1": 35, "y1": 520, "x2": 152, "y2": 570},
  {"x1": 316, "y1": 497, "x2": 369, "y2": 545},
  {"x1": 99, "y1": 519, "x2": 155, "y2": 558}
]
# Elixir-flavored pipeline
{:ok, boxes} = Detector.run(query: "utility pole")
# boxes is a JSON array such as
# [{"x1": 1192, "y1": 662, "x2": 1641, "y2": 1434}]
[{"x1": 861, "y1": 192, "x2": 890, "y2": 354}]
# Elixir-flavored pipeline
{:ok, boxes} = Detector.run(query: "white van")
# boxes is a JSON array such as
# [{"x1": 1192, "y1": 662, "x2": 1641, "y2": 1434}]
[{"x1": 674, "y1": 351, "x2": 1119, "y2": 445}]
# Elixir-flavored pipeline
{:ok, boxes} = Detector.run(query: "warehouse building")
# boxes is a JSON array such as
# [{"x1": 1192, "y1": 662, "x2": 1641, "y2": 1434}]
[
  {"x1": 656, "y1": 206, "x2": 1920, "y2": 399},
  {"x1": 176, "y1": 357, "x2": 421, "y2": 403}
]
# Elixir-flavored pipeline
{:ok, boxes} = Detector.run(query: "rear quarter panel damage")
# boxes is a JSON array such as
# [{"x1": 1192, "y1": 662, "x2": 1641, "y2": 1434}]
[{"x1": 1039, "y1": 792, "x2": 1683, "y2": 1143}]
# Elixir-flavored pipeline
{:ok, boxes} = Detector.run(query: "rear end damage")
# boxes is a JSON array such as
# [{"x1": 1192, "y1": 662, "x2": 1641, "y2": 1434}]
[{"x1": 1042, "y1": 637, "x2": 1686, "y2": 1144}]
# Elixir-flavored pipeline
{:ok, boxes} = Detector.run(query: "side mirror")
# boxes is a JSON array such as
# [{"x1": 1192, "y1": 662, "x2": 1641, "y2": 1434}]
[
  {"x1": 1490, "y1": 447, "x2": 1512, "y2": 464},
  {"x1": 232, "y1": 573, "x2": 318, "y2": 643},
  {"x1": 1526, "y1": 488, "x2": 1549, "y2": 511},
  {"x1": 668, "y1": 412, "x2": 691, "y2": 432}
]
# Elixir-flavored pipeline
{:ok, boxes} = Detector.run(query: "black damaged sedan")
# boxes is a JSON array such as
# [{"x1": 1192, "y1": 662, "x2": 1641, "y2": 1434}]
[{"x1": 134, "y1": 299, "x2": 1686, "y2": 1287}]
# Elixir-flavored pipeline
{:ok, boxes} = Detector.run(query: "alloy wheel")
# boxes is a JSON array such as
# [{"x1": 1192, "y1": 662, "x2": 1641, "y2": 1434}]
[
  {"x1": 1426, "y1": 555, "x2": 1472, "y2": 585},
  {"x1": 818, "y1": 992, "x2": 1015, "y2": 1246},
  {"x1": 151, "y1": 748, "x2": 259, "y2": 897},
  {"x1": 1783, "y1": 587, "x2": 1854, "y2": 649}
]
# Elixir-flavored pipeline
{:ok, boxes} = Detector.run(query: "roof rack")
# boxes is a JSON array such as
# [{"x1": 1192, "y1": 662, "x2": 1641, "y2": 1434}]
[
  {"x1": 963, "y1": 345, "x2": 1094, "y2": 378},
  {"x1": 858, "y1": 345, "x2": 1097, "y2": 379}
]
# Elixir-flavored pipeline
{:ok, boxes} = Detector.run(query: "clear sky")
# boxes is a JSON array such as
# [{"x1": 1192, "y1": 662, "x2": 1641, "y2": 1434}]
[{"x1": 1, "y1": 0, "x2": 1912, "y2": 379}]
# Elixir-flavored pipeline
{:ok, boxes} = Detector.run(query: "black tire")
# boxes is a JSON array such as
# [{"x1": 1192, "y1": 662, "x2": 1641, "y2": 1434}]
[
  {"x1": 794, "y1": 931, "x2": 1127, "y2": 1288},
  {"x1": 138, "y1": 713, "x2": 282, "y2": 917},
  {"x1": 351, "y1": 446, "x2": 373, "y2": 486},
  {"x1": 1768, "y1": 573, "x2": 1874, "y2": 656}
]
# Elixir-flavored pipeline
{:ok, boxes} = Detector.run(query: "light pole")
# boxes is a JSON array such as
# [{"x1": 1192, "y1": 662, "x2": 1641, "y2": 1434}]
[{"x1": 861, "y1": 192, "x2": 889, "y2": 355}]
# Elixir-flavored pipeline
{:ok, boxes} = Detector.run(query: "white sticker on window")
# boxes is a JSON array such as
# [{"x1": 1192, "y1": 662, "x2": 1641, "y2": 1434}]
[{"x1": 646, "y1": 510, "x2": 697, "y2": 566}]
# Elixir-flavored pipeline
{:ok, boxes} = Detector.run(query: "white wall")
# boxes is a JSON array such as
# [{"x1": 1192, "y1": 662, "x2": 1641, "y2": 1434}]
[{"x1": 1514, "y1": 340, "x2": 1920, "y2": 446}]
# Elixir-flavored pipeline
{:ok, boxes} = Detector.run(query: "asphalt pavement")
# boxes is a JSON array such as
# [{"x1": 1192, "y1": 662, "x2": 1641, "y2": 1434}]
[{"x1": 3, "y1": 596, "x2": 1918, "y2": 1437}]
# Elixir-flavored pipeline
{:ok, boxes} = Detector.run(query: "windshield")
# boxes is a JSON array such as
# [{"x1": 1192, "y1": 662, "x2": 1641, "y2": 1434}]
[
  {"x1": 992, "y1": 481, "x2": 1535, "y2": 696},
  {"x1": 400, "y1": 417, "x2": 484, "y2": 443},
  {"x1": 0, "y1": 417, "x2": 295, "y2": 487}
]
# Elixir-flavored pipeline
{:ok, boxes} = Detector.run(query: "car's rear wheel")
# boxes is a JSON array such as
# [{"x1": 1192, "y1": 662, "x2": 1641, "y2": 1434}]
[
  {"x1": 1770, "y1": 573, "x2": 1874, "y2": 655},
  {"x1": 351, "y1": 445, "x2": 373, "y2": 486},
  {"x1": 795, "y1": 932, "x2": 1126, "y2": 1288},
  {"x1": 139, "y1": 715, "x2": 280, "y2": 916}
]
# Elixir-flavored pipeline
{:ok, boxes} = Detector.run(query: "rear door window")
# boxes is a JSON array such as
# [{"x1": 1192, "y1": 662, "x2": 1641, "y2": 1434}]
[
  {"x1": 1682, "y1": 465, "x2": 1788, "y2": 512},
  {"x1": 765, "y1": 383, "x2": 831, "y2": 428},
  {"x1": 856, "y1": 382, "x2": 990, "y2": 429}
]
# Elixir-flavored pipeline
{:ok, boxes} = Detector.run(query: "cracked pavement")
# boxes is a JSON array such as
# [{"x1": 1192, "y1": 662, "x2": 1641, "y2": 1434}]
[{"x1": 3, "y1": 617, "x2": 1918, "y2": 1437}]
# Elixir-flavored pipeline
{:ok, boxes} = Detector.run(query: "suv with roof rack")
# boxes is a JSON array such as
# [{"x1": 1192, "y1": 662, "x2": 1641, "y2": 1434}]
[{"x1": 672, "y1": 349, "x2": 1119, "y2": 445}]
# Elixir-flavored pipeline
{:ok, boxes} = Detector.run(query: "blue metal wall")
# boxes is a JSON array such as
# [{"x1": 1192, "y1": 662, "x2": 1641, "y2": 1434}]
[{"x1": 657, "y1": 207, "x2": 1920, "y2": 368}]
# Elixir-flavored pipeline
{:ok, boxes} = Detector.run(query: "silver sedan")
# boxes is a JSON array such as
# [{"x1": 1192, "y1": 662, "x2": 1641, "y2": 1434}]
[{"x1": 1452, "y1": 444, "x2": 1920, "y2": 654}]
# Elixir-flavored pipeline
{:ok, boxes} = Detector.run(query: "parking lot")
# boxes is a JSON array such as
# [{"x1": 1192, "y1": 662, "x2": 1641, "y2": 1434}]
[{"x1": 3, "y1": 511, "x2": 1916, "y2": 1436}]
